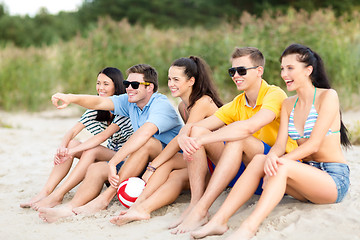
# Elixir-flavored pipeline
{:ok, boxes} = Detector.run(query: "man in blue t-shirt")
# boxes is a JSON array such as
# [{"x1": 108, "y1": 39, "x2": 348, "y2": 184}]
[{"x1": 40, "y1": 64, "x2": 183, "y2": 222}]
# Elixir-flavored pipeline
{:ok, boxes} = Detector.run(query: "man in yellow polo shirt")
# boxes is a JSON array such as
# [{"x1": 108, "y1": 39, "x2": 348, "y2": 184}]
[{"x1": 171, "y1": 47, "x2": 297, "y2": 234}]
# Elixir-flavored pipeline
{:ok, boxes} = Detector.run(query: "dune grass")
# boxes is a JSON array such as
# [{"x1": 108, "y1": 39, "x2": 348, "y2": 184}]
[{"x1": 0, "y1": 8, "x2": 359, "y2": 112}]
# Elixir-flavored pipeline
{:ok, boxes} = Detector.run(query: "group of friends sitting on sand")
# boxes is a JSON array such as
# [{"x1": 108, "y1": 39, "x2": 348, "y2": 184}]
[{"x1": 20, "y1": 44, "x2": 351, "y2": 240}]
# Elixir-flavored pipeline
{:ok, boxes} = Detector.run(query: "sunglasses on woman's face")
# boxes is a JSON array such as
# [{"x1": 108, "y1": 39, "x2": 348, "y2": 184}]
[
  {"x1": 123, "y1": 80, "x2": 150, "y2": 89},
  {"x1": 228, "y1": 66, "x2": 259, "y2": 77}
]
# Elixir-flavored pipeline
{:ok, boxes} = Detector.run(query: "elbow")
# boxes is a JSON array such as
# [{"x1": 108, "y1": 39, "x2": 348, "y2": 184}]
[
  {"x1": 247, "y1": 124, "x2": 259, "y2": 135},
  {"x1": 308, "y1": 140, "x2": 321, "y2": 154},
  {"x1": 142, "y1": 129, "x2": 155, "y2": 140},
  {"x1": 244, "y1": 120, "x2": 265, "y2": 135},
  {"x1": 248, "y1": 128, "x2": 257, "y2": 135}
]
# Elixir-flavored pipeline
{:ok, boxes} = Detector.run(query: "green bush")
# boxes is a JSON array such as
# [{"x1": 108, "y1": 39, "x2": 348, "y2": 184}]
[{"x1": 0, "y1": 8, "x2": 359, "y2": 111}]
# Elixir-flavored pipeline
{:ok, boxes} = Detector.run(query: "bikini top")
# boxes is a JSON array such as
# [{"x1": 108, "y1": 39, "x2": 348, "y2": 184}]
[{"x1": 288, "y1": 88, "x2": 339, "y2": 140}]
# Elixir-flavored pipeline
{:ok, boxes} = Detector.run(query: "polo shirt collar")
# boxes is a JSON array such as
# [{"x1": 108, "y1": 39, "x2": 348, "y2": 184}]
[
  {"x1": 243, "y1": 79, "x2": 268, "y2": 108},
  {"x1": 138, "y1": 92, "x2": 157, "y2": 110}
]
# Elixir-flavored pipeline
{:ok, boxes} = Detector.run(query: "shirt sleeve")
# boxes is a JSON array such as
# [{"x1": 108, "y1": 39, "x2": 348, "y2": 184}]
[
  {"x1": 78, "y1": 109, "x2": 97, "y2": 127},
  {"x1": 261, "y1": 87, "x2": 287, "y2": 118},
  {"x1": 214, "y1": 94, "x2": 242, "y2": 125},
  {"x1": 110, "y1": 95, "x2": 130, "y2": 117},
  {"x1": 112, "y1": 115, "x2": 133, "y2": 133},
  {"x1": 145, "y1": 96, "x2": 183, "y2": 134},
  {"x1": 214, "y1": 102, "x2": 234, "y2": 125}
]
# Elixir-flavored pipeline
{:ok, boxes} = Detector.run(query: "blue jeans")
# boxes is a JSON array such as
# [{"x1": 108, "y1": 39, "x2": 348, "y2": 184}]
[{"x1": 304, "y1": 161, "x2": 350, "y2": 203}]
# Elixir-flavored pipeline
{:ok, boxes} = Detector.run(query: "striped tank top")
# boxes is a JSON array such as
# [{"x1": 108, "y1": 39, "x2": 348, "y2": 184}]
[{"x1": 288, "y1": 88, "x2": 339, "y2": 140}]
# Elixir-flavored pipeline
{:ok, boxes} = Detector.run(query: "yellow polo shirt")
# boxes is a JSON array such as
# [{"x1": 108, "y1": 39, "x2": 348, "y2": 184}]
[{"x1": 214, "y1": 80, "x2": 297, "y2": 153}]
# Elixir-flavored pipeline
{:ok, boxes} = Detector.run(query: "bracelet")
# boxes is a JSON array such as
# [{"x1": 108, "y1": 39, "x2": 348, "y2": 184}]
[{"x1": 146, "y1": 163, "x2": 156, "y2": 172}]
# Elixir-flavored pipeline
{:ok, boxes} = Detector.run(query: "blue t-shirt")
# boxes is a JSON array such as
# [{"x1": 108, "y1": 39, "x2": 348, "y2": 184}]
[{"x1": 110, "y1": 93, "x2": 183, "y2": 145}]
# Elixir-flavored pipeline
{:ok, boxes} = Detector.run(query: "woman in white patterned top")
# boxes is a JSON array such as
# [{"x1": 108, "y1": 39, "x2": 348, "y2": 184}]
[{"x1": 20, "y1": 67, "x2": 133, "y2": 210}]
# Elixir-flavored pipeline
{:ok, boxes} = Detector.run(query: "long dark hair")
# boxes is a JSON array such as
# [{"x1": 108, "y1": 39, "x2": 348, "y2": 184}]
[
  {"x1": 280, "y1": 44, "x2": 351, "y2": 148},
  {"x1": 171, "y1": 56, "x2": 223, "y2": 110},
  {"x1": 96, "y1": 67, "x2": 125, "y2": 122}
]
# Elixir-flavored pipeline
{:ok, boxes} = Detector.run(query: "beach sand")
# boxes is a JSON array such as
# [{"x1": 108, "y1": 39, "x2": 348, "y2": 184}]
[{"x1": 1, "y1": 108, "x2": 359, "y2": 240}]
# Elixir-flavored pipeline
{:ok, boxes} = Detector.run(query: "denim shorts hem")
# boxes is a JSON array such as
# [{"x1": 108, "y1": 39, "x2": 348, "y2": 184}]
[{"x1": 305, "y1": 161, "x2": 350, "y2": 203}]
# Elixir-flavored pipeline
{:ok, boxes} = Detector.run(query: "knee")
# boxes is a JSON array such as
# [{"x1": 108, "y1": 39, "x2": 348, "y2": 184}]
[
  {"x1": 190, "y1": 126, "x2": 210, "y2": 138},
  {"x1": 168, "y1": 169, "x2": 188, "y2": 182},
  {"x1": 252, "y1": 154, "x2": 266, "y2": 164},
  {"x1": 276, "y1": 160, "x2": 292, "y2": 176},
  {"x1": 138, "y1": 137, "x2": 160, "y2": 153},
  {"x1": 86, "y1": 162, "x2": 108, "y2": 178},
  {"x1": 68, "y1": 139, "x2": 81, "y2": 148},
  {"x1": 247, "y1": 154, "x2": 266, "y2": 171},
  {"x1": 168, "y1": 169, "x2": 181, "y2": 179},
  {"x1": 223, "y1": 140, "x2": 243, "y2": 151},
  {"x1": 81, "y1": 147, "x2": 98, "y2": 157}
]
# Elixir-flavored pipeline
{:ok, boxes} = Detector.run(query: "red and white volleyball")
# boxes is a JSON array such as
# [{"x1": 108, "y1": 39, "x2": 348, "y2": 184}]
[{"x1": 117, "y1": 177, "x2": 146, "y2": 208}]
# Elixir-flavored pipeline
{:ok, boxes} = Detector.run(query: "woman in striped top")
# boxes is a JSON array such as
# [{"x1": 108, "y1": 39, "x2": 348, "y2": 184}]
[
  {"x1": 20, "y1": 67, "x2": 133, "y2": 210},
  {"x1": 191, "y1": 44, "x2": 351, "y2": 240}
]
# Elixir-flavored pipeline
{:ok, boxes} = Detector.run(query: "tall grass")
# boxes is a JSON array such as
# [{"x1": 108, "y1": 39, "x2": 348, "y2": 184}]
[{"x1": 0, "y1": 8, "x2": 359, "y2": 111}]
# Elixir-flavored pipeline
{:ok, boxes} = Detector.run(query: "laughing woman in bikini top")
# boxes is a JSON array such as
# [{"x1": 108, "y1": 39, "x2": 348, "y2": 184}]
[{"x1": 190, "y1": 44, "x2": 351, "y2": 240}]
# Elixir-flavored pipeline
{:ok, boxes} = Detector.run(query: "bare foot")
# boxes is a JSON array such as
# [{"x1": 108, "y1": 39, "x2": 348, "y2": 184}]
[
  {"x1": 191, "y1": 219, "x2": 228, "y2": 239},
  {"x1": 31, "y1": 193, "x2": 63, "y2": 211},
  {"x1": 168, "y1": 204, "x2": 193, "y2": 229},
  {"x1": 225, "y1": 222, "x2": 257, "y2": 240},
  {"x1": 20, "y1": 192, "x2": 49, "y2": 208},
  {"x1": 171, "y1": 208, "x2": 209, "y2": 235},
  {"x1": 38, "y1": 206, "x2": 75, "y2": 223},
  {"x1": 110, "y1": 208, "x2": 150, "y2": 226},
  {"x1": 72, "y1": 197, "x2": 108, "y2": 215}
]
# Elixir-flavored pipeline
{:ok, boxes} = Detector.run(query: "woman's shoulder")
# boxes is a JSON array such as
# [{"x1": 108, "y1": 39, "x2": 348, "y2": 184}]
[
  {"x1": 79, "y1": 109, "x2": 98, "y2": 121},
  {"x1": 317, "y1": 88, "x2": 339, "y2": 104},
  {"x1": 280, "y1": 95, "x2": 297, "y2": 115},
  {"x1": 317, "y1": 88, "x2": 338, "y2": 97},
  {"x1": 195, "y1": 95, "x2": 216, "y2": 106},
  {"x1": 190, "y1": 95, "x2": 219, "y2": 118},
  {"x1": 283, "y1": 95, "x2": 297, "y2": 107}
]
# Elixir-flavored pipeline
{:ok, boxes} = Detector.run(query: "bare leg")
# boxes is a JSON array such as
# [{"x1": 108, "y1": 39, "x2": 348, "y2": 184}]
[
  {"x1": 37, "y1": 160, "x2": 112, "y2": 223},
  {"x1": 134, "y1": 153, "x2": 185, "y2": 206},
  {"x1": 75, "y1": 137, "x2": 163, "y2": 215},
  {"x1": 61, "y1": 161, "x2": 112, "y2": 215},
  {"x1": 110, "y1": 168, "x2": 189, "y2": 226},
  {"x1": 33, "y1": 146, "x2": 116, "y2": 210},
  {"x1": 20, "y1": 140, "x2": 81, "y2": 208},
  {"x1": 228, "y1": 159, "x2": 338, "y2": 240},
  {"x1": 170, "y1": 126, "x2": 224, "y2": 230},
  {"x1": 191, "y1": 155, "x2": 266, "y2": 239},
  {"x1": 173, "y1": 136, "x2": 263, "y2": 234},
  {"x1": 168, "y1": 146, "x2": 207, "y2": 229},
  {"x1": 21, "y1": 158, "x2": 74, "y2": 208}
]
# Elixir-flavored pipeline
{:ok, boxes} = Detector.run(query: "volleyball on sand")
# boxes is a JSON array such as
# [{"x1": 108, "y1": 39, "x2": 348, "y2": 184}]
[{"x1": 117, "y1": 177, "x2": 146, "y2": 208}]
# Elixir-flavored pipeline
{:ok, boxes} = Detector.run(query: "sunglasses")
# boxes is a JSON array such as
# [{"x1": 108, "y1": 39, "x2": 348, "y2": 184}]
[
  {"x1": 123, "y1": 80, "x2": 150, "y2": 89},
  {"x1": 228, "y1": 66, "x2": 259, "y2": 77}
]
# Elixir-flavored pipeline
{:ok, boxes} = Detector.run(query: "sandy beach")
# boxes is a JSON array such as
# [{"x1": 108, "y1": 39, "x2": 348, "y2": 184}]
[{"x1": 1, "y1": 108, "x2": 360, "y2": 240}]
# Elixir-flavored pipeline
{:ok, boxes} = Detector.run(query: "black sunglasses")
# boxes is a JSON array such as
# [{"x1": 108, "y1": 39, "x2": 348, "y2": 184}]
[
  {"x1": 123, "y1": 80, "x2": 150, "y2": 89},
  {"x1": 228, "y1": 66, "x2": 259, "y2": 77}
]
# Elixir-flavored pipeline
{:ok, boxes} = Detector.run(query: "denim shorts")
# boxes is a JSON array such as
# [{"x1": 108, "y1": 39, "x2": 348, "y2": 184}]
[{"x1": 304, "y1": 161, "x2": 350, "y2": 203}]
